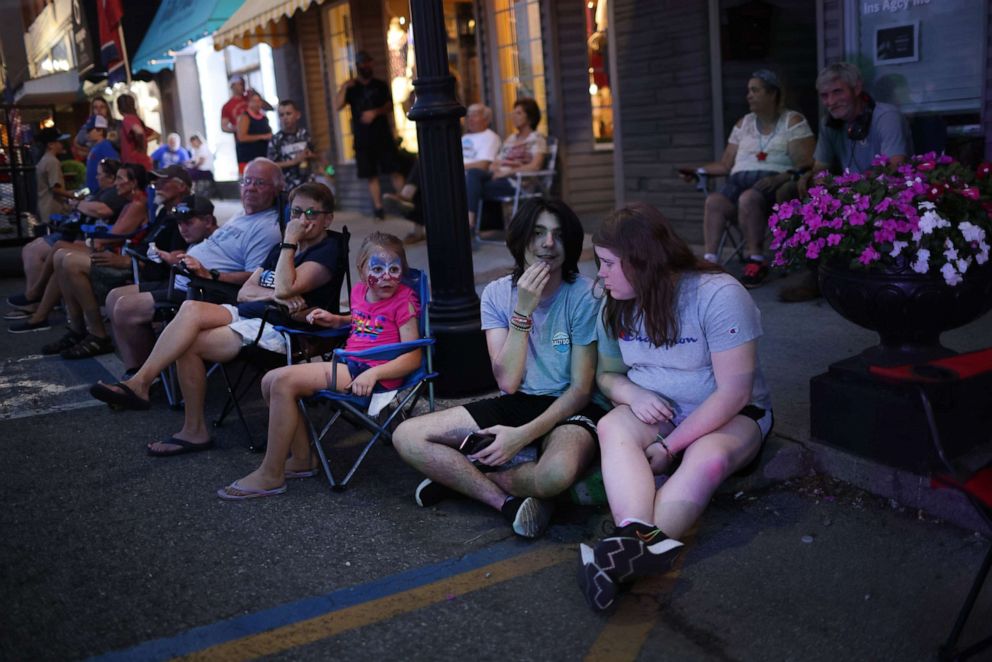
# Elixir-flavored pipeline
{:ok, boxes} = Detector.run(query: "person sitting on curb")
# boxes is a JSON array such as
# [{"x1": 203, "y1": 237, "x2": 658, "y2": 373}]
[
  {"x1": 392, "y1": 198, "x2": 607, "y2": 539},
  {"x1": 88, "y1": 183, "x2": 341, "y2": 457},
  {"x1": 218, "y1": 232, "x2": 420, "y2": 500},
  {"x1": 578, "y1": 202, "x2": 773, "y2": 612},
  {"x1": 783, "y1": 62, "x2": 912, "y2": 303},
  {"x1": 99, "y1": 158, "x2": 284, "y2": 373}
]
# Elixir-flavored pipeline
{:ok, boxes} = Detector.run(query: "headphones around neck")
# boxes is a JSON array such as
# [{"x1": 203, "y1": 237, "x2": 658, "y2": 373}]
[{"x1": 826, "y1": 92, "x2": 875, "y2": 141}]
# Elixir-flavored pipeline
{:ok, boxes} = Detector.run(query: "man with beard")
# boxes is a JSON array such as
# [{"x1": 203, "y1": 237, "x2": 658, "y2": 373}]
[{"x1": 335, "y1": 51, "x2": 405, "y2": 220}]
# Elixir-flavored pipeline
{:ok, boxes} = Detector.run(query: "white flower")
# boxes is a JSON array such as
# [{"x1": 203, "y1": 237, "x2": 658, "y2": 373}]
[
  {"x1": 956, "y1": 257, "x2": 972, "y2": 274},
  {"x1": 918, "y1": 201, "x2": 936, "y2": 211},
  {"x1": 941, "y1": 262, "x2": 963, "y2": 286},
  {"x1": 918, "y1": 210, "x2": 950, "y2": 235},
  {"x1": 912, "y1": 249, "x2": 931, "y2": 274},
  {"x1": 890, "y1": 241, "x2": 908, "y2": 257},
  {"x1": 959, "y1": 221, "x2": 986, "y2": 244},
  {"x1": 944, "y1": 242, "x2": 959, "y2": 263},
  {"x1": 977, "y1": 241, "x2": 989, "y2": 265}
]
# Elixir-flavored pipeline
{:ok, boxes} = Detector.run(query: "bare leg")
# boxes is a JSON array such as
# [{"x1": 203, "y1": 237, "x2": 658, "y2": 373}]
[
  {"x1": 367, "y1": 177, "x2": 383, "y2": 210},
  {"x1": 597, "y1": 405, "x2": 659, "y2": 526},
  {"x1": 702, "y1": 192, "x2": 736, "y2": 257},
  {"x1": 110, "y1": 300, "x2": 235, "y2": 401},
  {"x1": 108, "y1": 288, "x2": 156, "y2": 369},
  {"x1": 21, "y1": 238, "x2": 52, "y2": 298},
  {"x1": 653, "y1": 417, "x2": 760, "y2": 538},
  {"x1": 393, "y1": 408, "x2": 509, "y2": 511},
  {"x1": 390, "y1": 172, "x2": 406, "y2": 194},
  {"x1": 146, "y1": 325, "x2": 242, "y2": 450},
  {"x1": 229, "y1": 362, "x2": 351, "y2": 492},
  {"x1": 58, "y1": 251, "x2": 107, "y2": 337},
  {"x1": 737, "y1": 189, "x2": 768, "y2": 257},
  {"x1": 488, "y1": 426, "x2": 597, "y2": 498}
]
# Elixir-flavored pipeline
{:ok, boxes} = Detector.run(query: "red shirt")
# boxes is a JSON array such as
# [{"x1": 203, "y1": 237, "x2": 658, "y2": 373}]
[
  {"x1": 121, "y1": 114, "x2": 152, "y2": 170},
  {"x1": 221, "y1": 94, "x2": 249, "y2": 133}
]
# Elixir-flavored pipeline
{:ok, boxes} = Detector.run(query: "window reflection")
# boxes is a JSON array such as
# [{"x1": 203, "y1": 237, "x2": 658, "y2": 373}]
[{"x1": 586, "y1": 0, "x2": 613, "y2": 147}]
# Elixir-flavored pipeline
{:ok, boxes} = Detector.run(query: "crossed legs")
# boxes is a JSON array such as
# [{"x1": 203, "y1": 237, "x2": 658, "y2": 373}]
[
  {"x1": 597, "y1": 405, "x2": 762, "y2": 539},
  {"x1": 106, "y1": 285, "x2": 157, "y2": 370}
]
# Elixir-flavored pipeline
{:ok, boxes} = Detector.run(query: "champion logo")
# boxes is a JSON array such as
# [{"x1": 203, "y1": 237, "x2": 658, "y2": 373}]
[{"x1": 729, "y1": 326, "x2": 738, "y2": 335}]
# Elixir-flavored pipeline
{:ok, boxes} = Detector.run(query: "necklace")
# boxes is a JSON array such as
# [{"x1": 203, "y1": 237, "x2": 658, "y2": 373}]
[{"x1": 755, "y1": 114, "x2": 779, "y2": 162}]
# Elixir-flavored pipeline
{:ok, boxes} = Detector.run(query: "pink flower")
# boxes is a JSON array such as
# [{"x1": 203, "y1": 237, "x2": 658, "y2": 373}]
[
  {"x1": 859, "y1": 246, "x2": 881, "y2": 265},
  {"x1": 917, "y1": 161, "x2": 936, "y2": 172},
  {"x1": 827, "y1": 233, "x2": 843, "y2": 246},
  {"x1": 959, "y1": 186, "x2": 980, "y2": 200},
  {"x1": 977, "y1": 162, "x2": 992, "y2": 180}
]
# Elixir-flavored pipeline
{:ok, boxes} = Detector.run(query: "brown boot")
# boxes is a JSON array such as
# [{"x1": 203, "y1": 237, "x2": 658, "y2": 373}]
[{"x1": 778, "y1": 270, "x2": 821, "y2": 303}]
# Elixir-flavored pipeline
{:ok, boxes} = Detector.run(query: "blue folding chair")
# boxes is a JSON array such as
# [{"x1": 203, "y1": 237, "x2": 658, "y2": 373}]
[{"x1": 282, "y1": 268, "x2": 437, "y2": 490}]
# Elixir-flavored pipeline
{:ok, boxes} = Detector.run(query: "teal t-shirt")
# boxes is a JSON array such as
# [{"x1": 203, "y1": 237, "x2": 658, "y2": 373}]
[{"x1": 481, "y1": 274, "x2": 599, "y2": 397}]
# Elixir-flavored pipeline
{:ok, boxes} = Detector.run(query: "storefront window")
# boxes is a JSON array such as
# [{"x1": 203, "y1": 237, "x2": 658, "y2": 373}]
[
  {"x1": 492, "y1": 0, "x2": 547, "y2": 135},
  {"x1": 585, "y1": 0, "x2": 612, "y2": 147},
  {"x1": 326, "y1": 2, "x2": 356, "y2": 162}
]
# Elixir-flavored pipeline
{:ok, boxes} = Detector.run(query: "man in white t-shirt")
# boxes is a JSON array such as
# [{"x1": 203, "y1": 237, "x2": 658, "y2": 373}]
[{"x1": 384, "y1": 103, "x2": 501, "y2": 244}]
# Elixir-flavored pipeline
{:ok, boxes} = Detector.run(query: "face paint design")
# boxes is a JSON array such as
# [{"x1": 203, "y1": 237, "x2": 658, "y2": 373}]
[{"x1": 365, "y1": 253, "x2": 403, "y2": 293}]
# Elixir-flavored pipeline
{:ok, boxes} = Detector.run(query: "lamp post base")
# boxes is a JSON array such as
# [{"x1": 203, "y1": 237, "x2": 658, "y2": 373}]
[{"x1": 432, "y1": 327, "x2": 497, "y2": 396}]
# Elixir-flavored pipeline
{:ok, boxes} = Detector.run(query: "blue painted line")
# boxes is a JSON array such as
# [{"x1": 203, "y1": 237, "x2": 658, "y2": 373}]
[{"x1": 89, "y1": 538, "x2": 543, "y2": 661}]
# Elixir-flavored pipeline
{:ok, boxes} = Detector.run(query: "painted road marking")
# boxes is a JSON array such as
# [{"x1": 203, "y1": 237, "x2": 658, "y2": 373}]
[
  {"x1": 90, "y1": 540, "x2": 572, "y2": 662},
  {"x1": 0, "y1": 352, "x2": 121, "y2": 420}
]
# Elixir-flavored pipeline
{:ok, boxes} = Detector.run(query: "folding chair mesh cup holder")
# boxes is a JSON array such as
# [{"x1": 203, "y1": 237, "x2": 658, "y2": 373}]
[
  {"x1": 475, "y1": 137, "x2": 559, "y2": 244},
  {"x1": 211, "y1": 225, "x2": 352, "y2": 452},
  {"x1": 870, "y1": 349, "x2": 992, "y2": 661},
  {"x1": 279, "y1": 267, "x2": 437, "y2": 491}
]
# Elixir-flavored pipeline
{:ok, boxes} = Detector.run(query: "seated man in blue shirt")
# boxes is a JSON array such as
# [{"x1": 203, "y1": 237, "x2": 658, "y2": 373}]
[{"x1": 151, "y1": 133, "x2": 192, "y2": 170}]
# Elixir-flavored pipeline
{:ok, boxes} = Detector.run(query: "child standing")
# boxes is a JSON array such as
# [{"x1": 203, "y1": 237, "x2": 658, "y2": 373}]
[{"x1": 218, "y1": 232, "x2": 421, "y2": 500}]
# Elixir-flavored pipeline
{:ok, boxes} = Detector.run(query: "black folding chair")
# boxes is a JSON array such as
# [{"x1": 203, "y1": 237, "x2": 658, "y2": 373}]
[{"x1": 870, "y1": 349, "x2": 992, "y2": 661}]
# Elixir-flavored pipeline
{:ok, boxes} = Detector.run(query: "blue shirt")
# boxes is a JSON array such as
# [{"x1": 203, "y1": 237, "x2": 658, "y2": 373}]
[
  {"x1": 85, "y1": 140, "x2": 120, "y2": 192},
  {"x1": 151, "y1": 146, "x2": 192, "y2": 169}
]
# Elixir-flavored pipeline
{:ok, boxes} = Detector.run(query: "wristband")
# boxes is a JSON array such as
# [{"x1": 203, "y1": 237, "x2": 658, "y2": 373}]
[
  {"x1": 654, "y1": 433, "x2": 674, "y2": 460},
  {"x1": 279, "y1": 242, "x2": 298, "y2": 251}
]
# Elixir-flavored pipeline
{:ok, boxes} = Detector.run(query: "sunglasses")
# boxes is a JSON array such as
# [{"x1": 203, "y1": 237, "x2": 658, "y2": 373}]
[
  {"x1": 170, "y1": 203, "x2": 207, "y2": 220},
  {"x1": 290, "y1": 206, "x2": 332, "y2": 219}
]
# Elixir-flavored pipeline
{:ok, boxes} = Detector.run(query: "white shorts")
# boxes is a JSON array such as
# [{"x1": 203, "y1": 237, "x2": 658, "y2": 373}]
[{"x1": 220, "y1": 304, "x2": 288, "y2": 355}]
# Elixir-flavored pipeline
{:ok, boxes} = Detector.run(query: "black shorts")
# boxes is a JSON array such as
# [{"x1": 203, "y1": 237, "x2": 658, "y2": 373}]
[
  {"x1": 355, "y1": 144, "x2": 403, "y2": 179},
  {"x1": 463, "y1": 392, "x2": 609, "y2": 441},
  {"x1": 140, "y1": 281, "x2": 186, "y2": 305}
]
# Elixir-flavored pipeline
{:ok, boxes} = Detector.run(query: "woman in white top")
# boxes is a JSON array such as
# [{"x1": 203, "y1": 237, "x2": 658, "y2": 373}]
[{"x1": 681, "y1": 70, "x2": 814, "y2": 288}]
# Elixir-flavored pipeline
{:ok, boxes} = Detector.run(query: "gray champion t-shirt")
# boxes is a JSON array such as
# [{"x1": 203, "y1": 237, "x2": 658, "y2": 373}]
[
  {"x1": 481, "y1": 274, "x2": 599, "y2": 397},
  {"x1": 597, "y1": 272, "x2": 772, "y2": 423}
]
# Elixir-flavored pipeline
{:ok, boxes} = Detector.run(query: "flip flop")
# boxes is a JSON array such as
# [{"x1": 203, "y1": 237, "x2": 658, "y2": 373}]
[
  {"x1": 216, "y1": 480, "x2": 288, "y2": 501},
  {"x1": 90, "y1": 381, "x2": 151, "y2": 411},
  {"x1": 285, "y1": 468, "x2": 320, "y2": 479},
  {"x1": 146, "y1": 436, "x2": 214, "y2": 457}
]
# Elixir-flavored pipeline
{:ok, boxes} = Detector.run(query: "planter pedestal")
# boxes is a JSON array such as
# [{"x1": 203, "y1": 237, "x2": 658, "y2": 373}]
[{"x1": 810, "y1": 356, "x2": 992, "y2": 473}]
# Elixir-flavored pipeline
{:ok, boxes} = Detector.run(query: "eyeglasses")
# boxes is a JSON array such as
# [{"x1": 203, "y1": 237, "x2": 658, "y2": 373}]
[
  {"x1": 239, "y1": 176, "x2": 273, "y2": 188},
  {"x1": 290, "y1": 206, "x2": 332, "y2": 219}
]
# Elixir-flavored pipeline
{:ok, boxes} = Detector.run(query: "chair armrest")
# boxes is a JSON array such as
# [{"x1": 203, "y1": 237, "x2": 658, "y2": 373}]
[
  {"x1": 185, "y1": 273, "x2": 241, "y2": 303},
  {"x1": 332, "y1": 338, "x2": 434, "y2": 363},
  {"x1": 122, "y1": 245, "x2": 153, "y2": 264},
  {"x1": 272, "y1": 324, "x2": 351, "y2": 339},
  {"x1": 80, "y1": 224, "x2": 136, "y2": 241}
]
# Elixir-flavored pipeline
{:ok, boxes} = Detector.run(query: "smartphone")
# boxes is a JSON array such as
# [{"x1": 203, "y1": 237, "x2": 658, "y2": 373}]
[
  {"x1": 74, "y1": 187, "x2": 91, "y2": 199},
  {"x1": 459, "y1": 431, "x2": 496, "y2": 456}
]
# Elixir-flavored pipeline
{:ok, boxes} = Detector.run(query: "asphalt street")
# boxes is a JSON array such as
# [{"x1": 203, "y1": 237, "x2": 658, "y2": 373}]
[{"x1": 1, "y1": 211, "x2": 990, "y2": 661}]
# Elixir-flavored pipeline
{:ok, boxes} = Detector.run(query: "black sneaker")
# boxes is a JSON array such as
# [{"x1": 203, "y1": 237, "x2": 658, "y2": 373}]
[
  {"x1": 414, "y1": 477, "x2": 458, "y2": 507},
  {"x1": 577, "y1": 521, "x2": 684, "y2": 611},
  {"x1": 8, "y1": 319, "x2": 51, "y2": 334},
  {"x1": 41, "y1": 330, "x2": 85, "y2": 355},
  {"x1": 740, "y1": 259, "x2": 769, "y2": 289},
  {"x1": 505, "y1": 496, "x2": 554, "y2": 539},
  {"x1": 7, "y1": 293, "x2": 39, "y2": 311}
]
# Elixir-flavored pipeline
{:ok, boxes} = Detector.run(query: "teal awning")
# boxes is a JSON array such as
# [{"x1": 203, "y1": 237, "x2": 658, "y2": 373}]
[{"x1": 131, "y1": 0, "x2": 245, "y2": 74}]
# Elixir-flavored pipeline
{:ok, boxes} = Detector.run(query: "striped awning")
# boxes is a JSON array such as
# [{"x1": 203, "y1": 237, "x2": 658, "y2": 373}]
[{"x1": 213, "y1": 0, "x2": 327, "y2": 50}]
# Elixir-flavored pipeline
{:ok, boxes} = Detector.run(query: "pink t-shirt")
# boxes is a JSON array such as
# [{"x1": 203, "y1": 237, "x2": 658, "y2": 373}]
[{"x1": 345, "y1": 282, "x2": 420, "y2": 389}]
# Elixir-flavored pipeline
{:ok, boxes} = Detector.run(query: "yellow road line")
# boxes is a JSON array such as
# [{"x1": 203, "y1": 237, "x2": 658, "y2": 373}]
[
  {"x1": 177, "y1": 545, "x2": 573, "y2": 662},
  {"x1": 584, "y1": 532, "x2": 696, "y2": 662}
]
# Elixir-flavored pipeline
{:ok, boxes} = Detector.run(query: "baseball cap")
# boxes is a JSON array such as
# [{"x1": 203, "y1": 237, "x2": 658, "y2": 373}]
[
  {"x1": 167, "y1": 194, "x2": 214, "y2": 221},
  {"x1": 150, "y1": 164, "x2": 192, "y2": 188},
  {"x1": 36, "y1": 127, "x2": 70, "y2": 145}
]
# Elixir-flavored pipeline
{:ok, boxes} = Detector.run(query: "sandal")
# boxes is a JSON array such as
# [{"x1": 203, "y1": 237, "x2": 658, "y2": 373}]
[
  {"x1": 41, "y1": 330, "x2": 85, "y2": 355},
  {"x1": 60, "y1": 334, "x2": 114, "y2": 359},
  {"x1": 89, "y1": 381, "x2": 151, "y2": 410}
]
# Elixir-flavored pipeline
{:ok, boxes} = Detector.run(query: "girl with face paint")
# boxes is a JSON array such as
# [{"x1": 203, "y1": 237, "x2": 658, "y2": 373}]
[{"x1": 218, "y1": 232, "x2": 422, "y2": 500}]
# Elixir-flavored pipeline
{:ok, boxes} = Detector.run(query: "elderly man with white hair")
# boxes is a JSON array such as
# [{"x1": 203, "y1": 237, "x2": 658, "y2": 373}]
[
  {"x1": 151, "y1": 132, "x2": 192, "y2": 169},
  {"x1": 384, "y1": 102, "x2": 502, "y2": 244}
]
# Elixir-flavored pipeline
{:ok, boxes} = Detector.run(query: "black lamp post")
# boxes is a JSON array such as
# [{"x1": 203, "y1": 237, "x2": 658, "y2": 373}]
[{"x1": 407, "y1": 0, "x2": 495, "y2": 396}]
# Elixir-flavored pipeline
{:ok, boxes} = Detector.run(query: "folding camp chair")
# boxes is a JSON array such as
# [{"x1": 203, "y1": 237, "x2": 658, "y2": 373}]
[
  {"x1": 288, "y1": 267, "x2": 437, "y2": 490},
  {"x1": 476, "y1": 137, "x2": 559, "y2": 244},
  {"x1": 210, "y1": 226, "x2": 352, "y2": 451},
  {"x1": 870, "y1": 349, "x2": 992, "y2": 661},
  {"x1": 694, "y1": 171, "x2": 747, "y2": 266}
]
